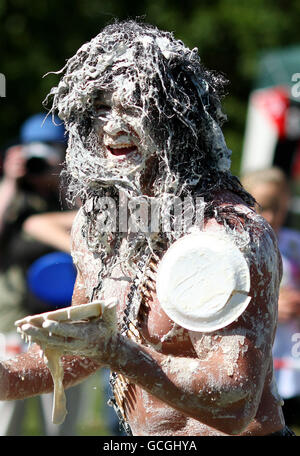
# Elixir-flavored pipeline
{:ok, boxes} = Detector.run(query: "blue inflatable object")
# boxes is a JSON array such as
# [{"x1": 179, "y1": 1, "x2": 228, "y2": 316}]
[{"x1": 28, "y1": 252, "x2": 77, "y2": 308}]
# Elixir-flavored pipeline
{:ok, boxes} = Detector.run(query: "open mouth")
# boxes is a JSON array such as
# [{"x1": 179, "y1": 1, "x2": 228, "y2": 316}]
[{"x1": 107, "y1": 145, "x2": 138, "y2": 157}]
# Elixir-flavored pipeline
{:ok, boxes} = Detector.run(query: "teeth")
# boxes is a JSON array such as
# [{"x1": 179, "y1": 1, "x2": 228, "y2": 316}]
[{"x1": 146, "y1": 269, "x2": 156, "y2": 281}]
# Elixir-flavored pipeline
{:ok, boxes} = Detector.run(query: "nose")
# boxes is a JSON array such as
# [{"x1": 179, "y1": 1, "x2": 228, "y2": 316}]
[{"x1": 103, "y1": 115, "x2": 128, "y2": 136}]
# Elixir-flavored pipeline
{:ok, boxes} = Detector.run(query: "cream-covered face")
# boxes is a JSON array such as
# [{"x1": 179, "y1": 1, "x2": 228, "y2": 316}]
[{"x1": 92, "y1": 90, "x2": 146, "y2": 164}]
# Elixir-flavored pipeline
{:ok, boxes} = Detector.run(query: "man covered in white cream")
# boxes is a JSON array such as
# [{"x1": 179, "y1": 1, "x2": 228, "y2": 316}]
[{"x1": 0, "y1": 20, "x2": 292, "y2": 436}]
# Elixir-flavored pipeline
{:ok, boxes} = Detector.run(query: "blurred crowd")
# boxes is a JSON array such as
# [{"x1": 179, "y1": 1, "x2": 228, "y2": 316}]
[{"x1": 0, "y1": 113, "x2": 122, "y2": 436}]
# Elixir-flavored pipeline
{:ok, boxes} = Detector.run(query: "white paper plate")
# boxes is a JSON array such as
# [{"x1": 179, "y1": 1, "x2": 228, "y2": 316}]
[{"x1": 156, "y1": 231, "x2": 251, "y2": 332}]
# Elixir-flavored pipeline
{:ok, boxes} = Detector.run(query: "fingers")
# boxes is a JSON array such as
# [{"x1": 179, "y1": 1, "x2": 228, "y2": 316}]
[
  {"x1": 104, "y1": 298, "x2": 118, "y2": 309},
  {"x1": 17, "y1": 317, "x2": 115, "y2": 362}
]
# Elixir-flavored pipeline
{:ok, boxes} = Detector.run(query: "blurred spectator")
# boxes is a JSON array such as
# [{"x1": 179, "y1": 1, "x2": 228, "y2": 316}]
[
  {"x1": 241, "y1": 167, "x2": 300, "y2": 431},
  {"x1": 0, "y1": 114, "x2": 66, "y2": 328},
  {"x1": 0, "y1": 113, "x2": 81, "y2": 436},
  {"x1": 23, "y1": 209, "x2": 126, "y2": 436}
]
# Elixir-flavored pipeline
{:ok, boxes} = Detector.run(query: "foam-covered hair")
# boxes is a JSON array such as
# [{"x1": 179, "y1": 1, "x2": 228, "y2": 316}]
[{"x1": 46, "y1": 20, "x2": 253, "y2": 207}]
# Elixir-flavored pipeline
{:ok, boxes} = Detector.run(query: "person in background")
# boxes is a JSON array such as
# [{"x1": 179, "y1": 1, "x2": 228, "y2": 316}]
[
  {"x1": 0, "y1": 114, "x2": 81, "y2": 436},
  {"x1": 242, "y1": 167, "x2": 300, "y2": 432}
]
